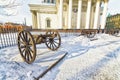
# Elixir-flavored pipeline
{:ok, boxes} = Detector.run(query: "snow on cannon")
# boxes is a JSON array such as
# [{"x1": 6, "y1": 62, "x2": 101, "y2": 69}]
[{"x1": 17, "y1": 30, "x2": 61, "y2": 64}]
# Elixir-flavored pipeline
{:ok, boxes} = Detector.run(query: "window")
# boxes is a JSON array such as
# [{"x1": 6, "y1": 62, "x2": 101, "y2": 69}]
[
  {"x1": 51, "y1": 0, "x2": 54, "y2": 3},
  {"x1": 46, "y1": 18, "x2": 51, "y2": 28},
  {"x1": 44, "y1": 0, "x2": 55, "y2": 3},
  {"x1": 44, "y1": 0, "x2": 46, "y2": 3},
  {"x1": 47, "y1": 0, "x2": 50, "y2": 3}
]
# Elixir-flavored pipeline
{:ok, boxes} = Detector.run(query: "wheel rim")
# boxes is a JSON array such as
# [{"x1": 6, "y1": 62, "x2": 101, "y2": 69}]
[
  {"x1": 112, "y1": 30, "x2": 119, "y2": 36},
  {"x1": 18, "y1": 30, "x2": 36, "y2": 64},
  {"x1": 45, "y1": 30, "x2": 61, "y2": 51},
  {"x1": 87, "y1": 32, "x2": 95, "y2": 38}
]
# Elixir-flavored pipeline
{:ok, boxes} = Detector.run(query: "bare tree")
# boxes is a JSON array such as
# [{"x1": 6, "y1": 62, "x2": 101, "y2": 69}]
[{"x1": 0, "y1": 0, "x2": 25, "y2": 16}]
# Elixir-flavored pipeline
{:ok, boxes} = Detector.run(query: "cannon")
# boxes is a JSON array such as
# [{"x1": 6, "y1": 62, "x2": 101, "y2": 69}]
[
  {"x1": 81, "y1": 29, "x2": 97, "y2": 38},
  {"x1": 105, "y1": 28, "x2": 119, "y2": 36},
  {"x1": 17, "y1": 30, "x2": 61, "y2": 64}
]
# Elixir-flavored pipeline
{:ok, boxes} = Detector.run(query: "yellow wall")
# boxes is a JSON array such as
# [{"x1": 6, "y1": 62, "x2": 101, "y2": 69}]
[{"x1": 106, "y1": 14, "x2": 120, "y2": 28}]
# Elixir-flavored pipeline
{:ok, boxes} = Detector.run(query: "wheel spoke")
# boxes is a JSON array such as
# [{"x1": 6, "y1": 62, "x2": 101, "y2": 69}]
[
  {"x1": 28, "y1": 38, "x2": 31, "y2": 43},
  {"x1": 46, "y1": 38, "x2": 50, "y2": 42},
  {"x1": 28, "y1": 47, "x2": 34, "y2": 53},
  {"x1": 20, "y1": 33, "x2": 25, "y2": 42},
  {"x1": 18, "y1": 40, "x2": 25, "y2": 44},
  {"x1": 26, "y1": 49, "x2": 30, "y2": 61},
  {"x1": 22, "y1": 32, "x2": 27, "y2": 42},
  {"x1": 50, "y1": 43, "x2": 52, "y2": 49},
  {"x1": 29, "y1": 51, "x2": 33, "y2": 59},
  {"x1": 52, "y1": 32, "x2": 54, "y2": 34},
  {"x1": 24, "y1": 50, "x2": 27, "y2": 60},
  {"x1": 21, "y1": 48, "x2": 25, "y2": 54},
  {"x1": 25, "y1": 32, "x2": 28, "y2": 41},
  {"x1": 28, "y1": 44, "x2": 32, "y2": 47},
  {"x1": 52, "y1": 44, "x2": 54, "y2": 50},
  {"x1": 53, "y1": 43, "x2": 57, "y2": 48},
  {"x1": 54, "y1": 38, "x2": 59, "y2": 40},
  {"x1": 27, "y1": 48, "x2": 32, "y2": 60},
  {"x1": 20, "y1": 45, "x2": 26, "y2": 48},
  {"x1": 47, "y1": 41, "x2": 50, "y2": 45},
  {"x1": 50, "y1": 31, "x2": 52, "y2": 34},
  {"x1": 53, "y1": 40, "x2": 59, "y2": 44}
]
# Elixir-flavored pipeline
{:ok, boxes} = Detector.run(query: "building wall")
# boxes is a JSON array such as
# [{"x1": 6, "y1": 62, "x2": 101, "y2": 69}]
[
  {"x1": 38, "y1": 10, "x2": 89, "y2": 29},
  {"x1": 81, "y1": 12, "x2": 86, "y2": 29},
  {"x1": 39, "y1": 13, "x2": 58, "y2": 29},
  {"x1": 106, "y1": 14, "x2": 120, "y2": 29},
  {"x1": 29, "y1": 0, "x2": 108, "y2": 29}
]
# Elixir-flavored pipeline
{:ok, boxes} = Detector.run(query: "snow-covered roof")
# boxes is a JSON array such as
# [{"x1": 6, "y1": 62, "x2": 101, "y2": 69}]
[{"x1": 29, "y1": 0, "x2": 55, "y2": 6}]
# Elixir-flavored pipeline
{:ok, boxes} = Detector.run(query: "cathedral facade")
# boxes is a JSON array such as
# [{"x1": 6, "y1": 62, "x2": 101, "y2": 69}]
[{"x1": 29, "y1": 0, "x2": 109, "y2": 29}]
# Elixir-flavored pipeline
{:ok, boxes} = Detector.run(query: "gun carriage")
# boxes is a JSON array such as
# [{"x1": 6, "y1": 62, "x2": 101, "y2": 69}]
[{"x1": 18, "y1": 30, "x2": 61, "y2": 64}]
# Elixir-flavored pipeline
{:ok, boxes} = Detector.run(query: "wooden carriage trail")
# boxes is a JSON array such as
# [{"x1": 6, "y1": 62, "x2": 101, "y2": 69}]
[{"x1": 34, "y1": 52, "x2": 68, "y2": 80}]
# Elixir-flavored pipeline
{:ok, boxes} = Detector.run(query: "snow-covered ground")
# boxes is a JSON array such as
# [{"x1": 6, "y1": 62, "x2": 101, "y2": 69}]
[{"x1": 1, "y1": 33, "x2": 120, "y2": 80}]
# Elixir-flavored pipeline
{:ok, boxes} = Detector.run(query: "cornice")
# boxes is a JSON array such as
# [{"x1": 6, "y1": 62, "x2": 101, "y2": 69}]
[{"x1": 29, "y1": 4, "x2": 57, "y2": 14}]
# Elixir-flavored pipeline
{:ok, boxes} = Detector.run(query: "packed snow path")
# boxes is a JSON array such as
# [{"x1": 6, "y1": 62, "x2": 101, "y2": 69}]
[{"x1": 0, "y1": 34, "x2": 120, "y2": 80}]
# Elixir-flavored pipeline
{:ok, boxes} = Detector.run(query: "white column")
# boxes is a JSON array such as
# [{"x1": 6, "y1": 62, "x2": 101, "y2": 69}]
[
  {"x1": 85, "y1": 0, "x2": 91, "y2": 29},
  {"x1": 59, "y1": 0, "x2": 63, "y2": 29},
  {"x1": 68, "y1": 0, "x2": 73, "y2": 29},
  {"x1": 35, "y1": 13, "x2": 37, "y2": 29},
  {"x1": 32, "y1": 11, "x2": 35, "y2": 29},
  {"x1": 32, "y1": 11, "x2": 37, "y2": 29},
  {"x1": 101, "y1": 1, "x2": 108, "y2": 29},
  {"x1": 77, "y1": 0, "x2": 82, "y2": 29},
  {"x1": 93, "y1": 0, "x2": 100, "y2": 29},
  {"x1": 97, "y1": 9, "x2": 101, "y2": 28},
  {"x1": 90, "y1": 6, "x2": 94, "y2": 29},
  {"x1": 37, "y1": 12, "x2": 40, "y2": 29}
]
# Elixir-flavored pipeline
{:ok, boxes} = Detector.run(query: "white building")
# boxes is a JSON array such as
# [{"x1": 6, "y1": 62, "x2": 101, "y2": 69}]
[{"x1": 29, "y1": 0, "x2": 109, "y2": 29}]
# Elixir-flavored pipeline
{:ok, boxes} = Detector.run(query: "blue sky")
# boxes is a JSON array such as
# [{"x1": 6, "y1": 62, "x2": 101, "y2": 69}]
[
  {"x1": 0, "y1": 0, "x2": 120, "y2": 26},
  {"x1": 108, "y1": 0, "x2": 120, "y2": 15}
]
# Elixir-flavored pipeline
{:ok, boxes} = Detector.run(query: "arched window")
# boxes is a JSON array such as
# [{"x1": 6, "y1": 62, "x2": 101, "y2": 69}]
[{"x1": 46, "y1": 18, "x2": 51, "y2": 28}]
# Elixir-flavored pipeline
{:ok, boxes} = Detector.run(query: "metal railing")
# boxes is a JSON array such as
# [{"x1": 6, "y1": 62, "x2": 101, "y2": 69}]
[{"x1": 0, "y1": 28, "x2": 18, "y2": 49}]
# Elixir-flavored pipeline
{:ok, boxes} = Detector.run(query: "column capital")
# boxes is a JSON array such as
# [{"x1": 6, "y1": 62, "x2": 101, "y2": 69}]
[
  {"x1": 103, "y1": 0, "x2": 109, "y2": 3},
  {"x1": 87, "y1": 0, "x2": 91, "y2": 1},
  {"x1": 96, "y1": 0, "x2": 101, "y2": 2},
  {"x1": 30, "y1": 10, "x2": 36, "y2": 14}
]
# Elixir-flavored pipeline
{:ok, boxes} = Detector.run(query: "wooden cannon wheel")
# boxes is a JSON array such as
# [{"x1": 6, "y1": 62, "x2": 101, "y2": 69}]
[
  {"x1": 45, "y1": 30, "x2": 61, "y2": 51},
  {"x1": 112, "y1": 29, "x2": 119, "y2": 36},
  {"x1": 18, "y1": 30, "x2": 36, "y2": 64},
  {"x1": 87, "y1": 31, "x2": 96, "y2": 38}
]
